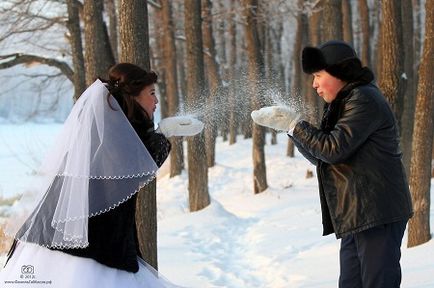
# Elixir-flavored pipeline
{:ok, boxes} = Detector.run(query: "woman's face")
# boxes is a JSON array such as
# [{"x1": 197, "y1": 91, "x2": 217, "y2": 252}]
[
  {"x1": 312, "y1": 70, "x2": 346, "y2": 103},
  {"x1": 135, "y1": 84, "x2": 158, "y2": 118}
]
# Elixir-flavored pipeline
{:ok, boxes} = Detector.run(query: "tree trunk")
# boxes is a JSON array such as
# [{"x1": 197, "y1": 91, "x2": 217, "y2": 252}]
[
  {"x1": 118, "y1": 0, "x2": 157, "y2": 270},
  {"x1": 357, "y1": 0, "x2": 370, "y2": 67},
  {"x1": 240, "y1": 35, "x2": 252, "y2": 140},
  {"x1": 372, "y1": 2, "x2": 382, "y2": 77},
  {"x1": 216, "y1": 0, "x2": 227, "y2": 72},
  {"x1": 66, "y1": 0, "x2": 86, "y2": 101},
  {"x1": 184, "y1": 0, "x2": 210, "y2": 211},
  {"x1": 106, "y1": 0, "x2": 118, "y2": 62},
  {"x1": 118, "y1": 0, "x2": 150, "y2": 69},
  {"x1": 134, "y1": 180, "x2": 157, "y2": 267},
  {"x1": 341, "y1": 0, "x2": 353, "y2": 45},
  {"x1": 216, "y1": 0, "x2": 229, "y2": 142},
  {"x1": 202, "y1": 0, "x2": 221, "y2": 168},
  {"x1": 177, "y1": 43, "x2": 187, "y2": 112},
  {"x1": 228, "y1": 0, "x2": 238, "y2": 145},
  {"x1": 378, "y1": 0, "x2": 405, "y2": 133},
  {"x1": 264, "y1": 25, "x2": 276, "y2": 145},
  {"x1": 322, "y1": 0, "x2": 343, "y2": 41},
  {"x1": 306, "y1": 5, "x2": 321, "y2": 123},
  {"x1": 154, "y1": 27, "x2": 169, "y2": 120},
  {"x1": 400, "y1": 0, "x2": 416, "y2": 177},
  {"x1": 264, "y1": 20, "x2": 273, "y2": 86},
  {"x1": 274, "y1": 20, "x2": 286, "y2": 101},
  {"x1": 407, "y1": 0, "x2": 433, "y2": 248},
  {"x1": 83, "y1": 0, "x2": 115, "y2": 85},
  {"x1": 159, "y1": 0, "x2": 183, "y2": 177},
  {"x1": 174, "y1": 2, "x2": 186, "y2": 174},
  {"x1": 274, "y1": 21, "x2": 285, "y2": 148},
  {"x1": 289, "y1": 0, "x2": 305, "y2": 158},
  {"x1": 412, "y1": 0, "x2": 422, "y2": 67},
  {"x1": 242, "y1": 0, "x2": 268, "y2": 194}
]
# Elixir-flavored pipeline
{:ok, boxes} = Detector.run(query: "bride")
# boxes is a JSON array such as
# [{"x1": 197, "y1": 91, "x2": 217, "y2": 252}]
[{"x1": 0, "y1": 63, "x2": 203, "y2": 287}]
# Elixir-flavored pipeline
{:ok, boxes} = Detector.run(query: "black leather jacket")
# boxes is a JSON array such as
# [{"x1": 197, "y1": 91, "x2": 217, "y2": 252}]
[{"x1": 291, "y1": 81, "x2": 413, "y2": 238}]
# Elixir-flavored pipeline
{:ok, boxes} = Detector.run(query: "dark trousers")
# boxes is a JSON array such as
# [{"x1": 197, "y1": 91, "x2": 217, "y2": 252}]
[{"x1": 339, "y1": 220, "x2": 407, "y2": 288}]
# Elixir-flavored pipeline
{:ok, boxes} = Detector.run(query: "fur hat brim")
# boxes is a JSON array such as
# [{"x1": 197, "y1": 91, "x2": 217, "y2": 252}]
[
  {"x1": 302, "y1": 47, "x2": 327, "y2": 74},
  {"x1": 326, "y1": 58, "x2": 374, "y2": 83}
]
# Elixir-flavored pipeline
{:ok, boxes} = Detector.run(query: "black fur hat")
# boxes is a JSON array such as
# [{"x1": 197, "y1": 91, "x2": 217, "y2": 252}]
[{"x1": 302, "y1": 40, "x2": 370, "y2": 82}]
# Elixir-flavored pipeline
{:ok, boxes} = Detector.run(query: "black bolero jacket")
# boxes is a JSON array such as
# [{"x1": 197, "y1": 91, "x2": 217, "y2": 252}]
[{"x1": 56, "y1": 123, "x2": 171, "y2": 272}]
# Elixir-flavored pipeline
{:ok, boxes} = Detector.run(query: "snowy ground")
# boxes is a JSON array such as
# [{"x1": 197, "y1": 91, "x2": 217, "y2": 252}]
[{"x1": 0, "y1": 124, "x2": 433, "y2": 288}]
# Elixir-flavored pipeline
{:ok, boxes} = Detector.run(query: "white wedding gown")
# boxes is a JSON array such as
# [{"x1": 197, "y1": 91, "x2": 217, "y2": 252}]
[{"x1": 0, "y1": 241, "x2": 182, "y2": 288}]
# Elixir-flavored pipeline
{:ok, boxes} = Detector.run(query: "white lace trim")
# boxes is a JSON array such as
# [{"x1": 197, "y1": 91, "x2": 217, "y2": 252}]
[
  {"x1": 19, "y1": 238, "x2": 90, "y2": 249},
  {"x1": 13, "y1": 174, "x2": 157, "y2": 249},
  {"x1": 51, "y1": 174, "x2": 156, "y2": 224},
  {"x1": 50, "y1": 170, "x2": 157, "y2": 179}
]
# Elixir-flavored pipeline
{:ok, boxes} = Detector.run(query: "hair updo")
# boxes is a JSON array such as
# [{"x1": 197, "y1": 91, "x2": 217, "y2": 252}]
[{"x1": 102, "y1": 63, "x2": 158, "y2": 127}]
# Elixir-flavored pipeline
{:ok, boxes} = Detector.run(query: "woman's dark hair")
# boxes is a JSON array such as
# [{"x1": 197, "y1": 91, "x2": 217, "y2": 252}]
[{"x1": 102, "y1": 63, "x2": 158, "y2": 127}]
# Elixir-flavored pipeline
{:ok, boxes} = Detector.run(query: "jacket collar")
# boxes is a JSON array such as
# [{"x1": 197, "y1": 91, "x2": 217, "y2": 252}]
[
  {"x1": 321, "y1": 68, "x2": 375, "y2": 131},
  {"x1": 334, "y1": 67, "x2": 375, "y2": 102}
]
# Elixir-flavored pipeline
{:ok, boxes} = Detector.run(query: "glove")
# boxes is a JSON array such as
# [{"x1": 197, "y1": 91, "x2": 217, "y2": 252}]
[
  {"x1": 251, "y1": 106, "x2": 301, "y2": 132},
  {"x1": 157, "y1": 116, "x2": 204, "y2": 137}
]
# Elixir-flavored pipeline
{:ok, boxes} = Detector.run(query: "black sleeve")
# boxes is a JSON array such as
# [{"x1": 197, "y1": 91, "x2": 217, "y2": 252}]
[
  {"x1": 140, "y1": 131, "x2": 171, "y2": 167},
  {"x1": 131, "y1": 122, "x2": 172, "y2": 167},
  {"x1": 288, "y1": 134, "x2": 318, "y2": 166},
  {"x1": 292, "y1": 89, "x2": 382, "y2": 164}
]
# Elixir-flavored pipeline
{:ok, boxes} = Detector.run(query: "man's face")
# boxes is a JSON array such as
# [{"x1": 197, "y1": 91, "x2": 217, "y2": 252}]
[{"x1": 312, "y1": 70, "x2": 346, "y2": 103}]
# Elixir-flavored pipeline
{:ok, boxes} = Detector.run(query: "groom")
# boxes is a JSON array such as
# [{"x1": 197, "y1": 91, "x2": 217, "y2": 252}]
[{"x1": 252, "y1": 40, "x2": 413, "y2": 288}]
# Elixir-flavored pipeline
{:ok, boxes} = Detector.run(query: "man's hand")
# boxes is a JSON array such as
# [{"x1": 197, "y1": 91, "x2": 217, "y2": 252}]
[{"x1": 251, "y1": 106, "x2": 301, "y2": 131}]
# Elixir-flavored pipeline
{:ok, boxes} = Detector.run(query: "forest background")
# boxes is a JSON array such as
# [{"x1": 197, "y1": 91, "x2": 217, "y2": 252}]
[{"x1": 0, "y1": 0, "x2": 432, "y2": 280}]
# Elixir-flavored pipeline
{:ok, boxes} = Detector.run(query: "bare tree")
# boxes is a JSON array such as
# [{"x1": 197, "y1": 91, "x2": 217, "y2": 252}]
[
  {"x1": 0, "y1": 1, "x2": 65, "y2": 44},
  {"x1": 289, "y1": 0, "x2": 305, "y2": 157},
  {"x1": 306, "y1": 2, "x2": 321, "y2": 123},
  {"x1": 118, "y1": 0, "x2": 150, "y2": 69},
  {"x1": 407, "y1": 0, "x2": 433, "y2": 248},
  {"x1": 177, "y1": 41, "x2": 188, "y2": 112},
  {"x1": 228, "y1": 0, "x2": 238, "y2": 145},
  {"x1": 184, "y1": 0, "x2": 210, "y2": 211},
  {"x1": 242, "y1": 0, "x2": 268, "y2": 194},
  {"x1": 357, "y1": 0, "x2": 370, "y2": 67},
  {"x1": 341, "y1": 0, "x2": 353, "y2": 45},
  {"x1": 202, "y1": 0, "x2": 222, "y2": 167},
  {"x1": 412, "y1": 0, "x2": 423, "y2": 64},
  {"x1": 0, "y1": 54, "x2": 73, "y2": 83},
  {"x1": 400, "y1": 0, "x2": 416, "y2": 176},
  {"x1": 216, "y1": 0, "x2": 227, "y2": 77},
  {"x1": 83, "y1": 0, "x2": 115, "y2": 84},
  {"x1": 152, "y1": 13, "x2": 169, "y2": 119},
  {"x1": 118, "y1": 0, "x2": 157, "y2": 270},
  {"x1": 378, "y1": 0, "x2": 405, "y2": 132},
  {"x1": 158, "y1": 0, "x2": 183, "y2": 177},
  {"x1": 261, "y1": 2, "x2": 286, "y2": 146},
  {"x1": 322, "y1": 0, "x2": 343, "y2": 41},
  {"x1": 372, "y1": 1, "x2": 382, "y2": 77},
  {"x1": 105, "y1": 0, "x2": 119, "y2": 61},
  {"x1": 216, "y1": 0, "x2": 230, "y2": 142},
  {"x1": 0, "y1": 1, "x2": 77, "y2": 96},
  {"x1": 66, "y1": 0, "x2": 86, "y2": 101}
]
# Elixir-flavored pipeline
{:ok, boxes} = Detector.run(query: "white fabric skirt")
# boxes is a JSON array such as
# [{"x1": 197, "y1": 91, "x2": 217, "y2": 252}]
[{"x1": 0, "y1": 241, "x2": 183, "y2": 288}]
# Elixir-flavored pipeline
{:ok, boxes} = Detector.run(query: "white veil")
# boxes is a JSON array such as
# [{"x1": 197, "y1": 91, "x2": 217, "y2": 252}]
[{"x1": 4, "y1": 79, "x2": 158, "y2": 248}]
